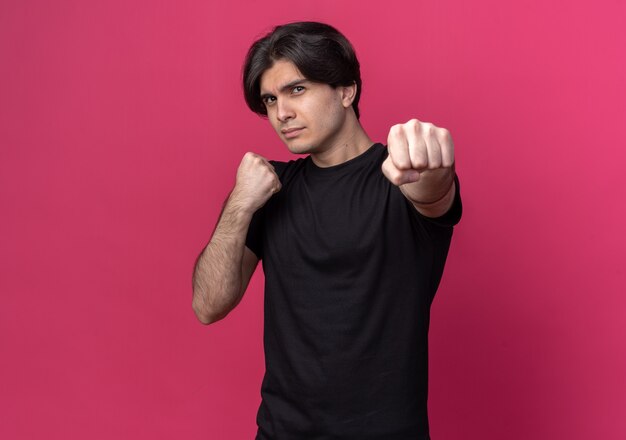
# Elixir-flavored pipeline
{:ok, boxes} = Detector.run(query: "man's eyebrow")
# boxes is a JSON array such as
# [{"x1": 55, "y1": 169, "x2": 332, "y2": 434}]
[{"x1": 260, "y1": 79, "x2": 309, "y2": 99}]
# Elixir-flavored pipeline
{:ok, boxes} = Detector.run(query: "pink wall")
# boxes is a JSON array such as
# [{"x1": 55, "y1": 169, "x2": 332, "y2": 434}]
[{"x1": 1, "y1": 0, "x2": 625, "y2": 438}]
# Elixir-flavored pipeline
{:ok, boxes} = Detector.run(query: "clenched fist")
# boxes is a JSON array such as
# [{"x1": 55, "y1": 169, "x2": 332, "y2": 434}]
[
  {"x1": 231, "y1": 152, "x2": 281, "y2": 214},
  {"x1": 382, "y1": 119, "x2": 455, "y2": 186}
]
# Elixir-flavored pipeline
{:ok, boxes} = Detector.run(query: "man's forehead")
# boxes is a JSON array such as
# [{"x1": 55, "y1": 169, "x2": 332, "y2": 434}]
[{"x1": 259, "y1": 59, "x2": 307, "y2": 95}]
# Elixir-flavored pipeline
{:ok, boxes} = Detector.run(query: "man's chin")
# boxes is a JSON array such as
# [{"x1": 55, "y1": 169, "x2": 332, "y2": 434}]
[{"x1": 284, "y1": 141, "x2": 316, "y2": 155}]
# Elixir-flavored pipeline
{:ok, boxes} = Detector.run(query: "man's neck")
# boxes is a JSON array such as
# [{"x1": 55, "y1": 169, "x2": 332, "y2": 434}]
[{"x1": 309, "y1": 120, "x2": 373, "y2": 168}]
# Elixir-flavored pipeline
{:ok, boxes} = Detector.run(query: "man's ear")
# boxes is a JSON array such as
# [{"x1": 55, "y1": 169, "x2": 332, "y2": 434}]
[{"x1": 340, "y1": 82, "x2": 357, "y2": 108}]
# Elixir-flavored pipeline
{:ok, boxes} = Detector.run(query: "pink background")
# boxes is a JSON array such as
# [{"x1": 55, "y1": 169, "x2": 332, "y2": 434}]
[{"x1": 1, "y1": 0, "x2": 625, "y2": 438}]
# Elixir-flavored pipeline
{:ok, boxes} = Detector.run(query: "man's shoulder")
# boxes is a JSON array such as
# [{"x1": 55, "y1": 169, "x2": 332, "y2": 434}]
[{"x1": 268, "y1": 156, "x2": 308, "y2": 181}]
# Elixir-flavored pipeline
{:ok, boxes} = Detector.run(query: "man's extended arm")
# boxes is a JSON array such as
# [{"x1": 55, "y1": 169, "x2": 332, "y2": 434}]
[{"x1": 192, "y1": 152, "x2": 281, "y2": 325}]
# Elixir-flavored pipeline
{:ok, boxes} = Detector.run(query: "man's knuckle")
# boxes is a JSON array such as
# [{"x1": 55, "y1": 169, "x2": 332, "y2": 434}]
[
  {"x1": 413, "y1": 157, "x2": 427, "y2": 169},
  {"x1": 393, "y1": 169, "x2": 405, "y2": 183},
  {"x1": 428, "y1": 160, "x2": 441, "y2": 170},
  {"x1": 389, "y1": 124, "x2": 403, "y2": 136}
]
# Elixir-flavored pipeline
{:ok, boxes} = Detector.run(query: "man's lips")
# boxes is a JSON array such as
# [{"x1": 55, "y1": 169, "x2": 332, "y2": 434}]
[{"x1": 281, "y1": 127, "x2": 305, "y2": 139}]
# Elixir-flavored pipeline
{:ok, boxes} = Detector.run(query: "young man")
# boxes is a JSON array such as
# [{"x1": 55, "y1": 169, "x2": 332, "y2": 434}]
[{"x1": 192, "y1": 21, "x2": 462, "y2": 440}]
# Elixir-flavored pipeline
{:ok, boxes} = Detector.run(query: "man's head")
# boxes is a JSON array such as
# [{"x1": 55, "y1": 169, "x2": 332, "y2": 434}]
[{"x1": 242, "y1": 21, "x2": 362, "y2": 120}]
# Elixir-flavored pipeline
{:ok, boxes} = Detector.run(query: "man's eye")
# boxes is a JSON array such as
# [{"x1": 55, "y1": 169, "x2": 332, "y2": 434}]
[
  {"x1": 292, "y1": 86, "x2": 305, "y2": 94},
  {"x1": 263, "y1": 96, "x2": 276, "y2": 105}
]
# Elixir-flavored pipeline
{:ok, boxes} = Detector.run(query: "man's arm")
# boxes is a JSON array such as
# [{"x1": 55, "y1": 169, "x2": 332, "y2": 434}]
[
  {"x1": 192, "y1": 152, "x2": 281, "y2": 325},
  {"x1": 192, "y1": 198, "x2": 257, "y2": 325},
  {"x1": 399, "y1": 166, "x2": 456, "y2": 218},
  {"x1": 382, "y1": 119, "x2": 456, "y2": 218}
]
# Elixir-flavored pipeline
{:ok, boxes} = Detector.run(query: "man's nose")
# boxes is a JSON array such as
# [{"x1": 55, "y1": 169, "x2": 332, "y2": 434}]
[{"x1": 276, "y1": 99, "x2": 295, "y2": 122}]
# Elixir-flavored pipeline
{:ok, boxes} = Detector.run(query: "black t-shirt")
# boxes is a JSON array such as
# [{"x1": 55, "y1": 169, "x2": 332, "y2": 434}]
[{"x1": 246, "y1": 143, "x2": 462, "y2": 440}]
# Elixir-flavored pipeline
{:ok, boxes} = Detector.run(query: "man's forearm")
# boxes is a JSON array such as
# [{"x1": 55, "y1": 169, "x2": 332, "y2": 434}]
[
  {"x1": 400, "y1": 166, "x2": 456, "y2": 218},
  {"x1": 192, "y1": 193, "x2": 253, "y2": 324}
]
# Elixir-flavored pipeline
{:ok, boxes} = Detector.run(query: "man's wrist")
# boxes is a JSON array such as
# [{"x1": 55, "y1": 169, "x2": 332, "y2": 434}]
[
  {"x1": 410, "y1": 174, "x2": 456, "y2": 205},
  {"x1": 227, "y1": 188, "x2": 257, "y2": 218}
]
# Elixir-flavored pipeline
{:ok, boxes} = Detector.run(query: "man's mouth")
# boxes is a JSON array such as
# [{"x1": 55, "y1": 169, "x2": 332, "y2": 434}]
[{"x1": 281, "y1": 127, "x2": 305, "y2": 139}]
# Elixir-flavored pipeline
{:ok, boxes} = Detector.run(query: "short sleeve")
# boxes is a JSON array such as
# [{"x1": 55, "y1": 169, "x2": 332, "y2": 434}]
[
  {"x1": 413, "y1": 173, "x2": 463, "y2": 228},
  {"x1": 245, "y1": 205, "x2": 265, "y2": 260}
]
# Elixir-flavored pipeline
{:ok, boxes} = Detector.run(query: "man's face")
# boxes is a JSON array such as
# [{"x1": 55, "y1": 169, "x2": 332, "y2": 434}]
[{"x1": 259, "y1": 59, "x2": 352, "y2": 155}]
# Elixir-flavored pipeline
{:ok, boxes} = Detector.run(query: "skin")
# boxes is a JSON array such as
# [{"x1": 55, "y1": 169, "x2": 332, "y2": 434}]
[{"x1": 192, "y1": 58, "x2": 457, "y2": 324}]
